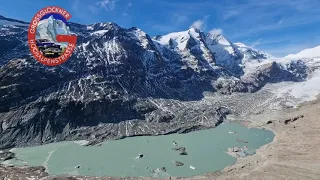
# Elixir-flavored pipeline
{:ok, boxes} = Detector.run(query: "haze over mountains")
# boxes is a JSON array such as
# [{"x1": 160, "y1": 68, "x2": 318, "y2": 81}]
[{"x1": 0, "y1": 15, "x2": 319, "y2": 149}]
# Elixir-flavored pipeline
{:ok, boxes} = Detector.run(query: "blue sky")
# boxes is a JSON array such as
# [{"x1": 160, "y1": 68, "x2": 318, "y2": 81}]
[
  {"x1": 1, "y1": 0, "x2": 320, "y2": 57},
  {"x1": 41, "y1": 13, "x2": 67, "y2": 23}
]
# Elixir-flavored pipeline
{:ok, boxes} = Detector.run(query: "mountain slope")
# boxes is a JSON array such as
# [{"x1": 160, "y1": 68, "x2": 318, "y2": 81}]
[
  {"x1": 285, "y1": 45, "x2": 320, "y2": 59},
  {"x1": 154, "y1": 28, "x2": 216, "y2": 73},
  {"x1": 0, "y1": 15, "x2": 312, "y2": 149},
  {"x1": 205, "y1": 32, "x2": 243, "y2": 75},
  {"x1": 234, "y1": 42, "x2": 273, "y2": 62},
  {"x1": 0, "y1": 15, "x2": 29, "y2": 26}
]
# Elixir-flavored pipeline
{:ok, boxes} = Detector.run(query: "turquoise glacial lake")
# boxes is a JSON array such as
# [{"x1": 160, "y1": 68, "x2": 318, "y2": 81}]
[{"x1": 5, "y1": 123, "x2": 274, "y2": 177}]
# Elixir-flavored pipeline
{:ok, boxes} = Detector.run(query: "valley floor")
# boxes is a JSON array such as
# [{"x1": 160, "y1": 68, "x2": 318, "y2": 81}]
[{"x1": 1, "y1": 98, "x2": 320, "y2": 180}]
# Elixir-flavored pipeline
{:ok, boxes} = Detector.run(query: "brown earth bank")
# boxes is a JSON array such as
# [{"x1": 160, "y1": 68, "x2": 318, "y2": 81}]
[{"x1": 1, "y1": 99, "x2": 320, "y2": 180}]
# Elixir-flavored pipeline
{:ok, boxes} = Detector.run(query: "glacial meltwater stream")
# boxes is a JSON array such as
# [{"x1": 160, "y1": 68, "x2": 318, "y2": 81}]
[{"x1": 4, "y1": 123, "x2": 274, "y2": 177}]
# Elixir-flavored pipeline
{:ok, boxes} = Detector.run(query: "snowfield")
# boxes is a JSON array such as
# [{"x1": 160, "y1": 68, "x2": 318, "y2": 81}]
[
  {"x1": 285, "y1": 45, "x2": 320, "y2": 59},
  {"x1": 0, "y1": 20, "x2": 28, "y2": 27}
]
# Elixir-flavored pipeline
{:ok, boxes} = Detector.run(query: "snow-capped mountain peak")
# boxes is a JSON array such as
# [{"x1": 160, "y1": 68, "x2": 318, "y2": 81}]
[
  {"x1": 188, "y1": 27, "x2": 201, "y2": 34},
  {"x1": 87, "y1": 22, "x2": 121, "y2": 31},
  {"x1": 155, "y1": 29, "x2": 191, "y2": 50},
  {"x1": 208, "y1": 28, "x2": 223, "y2": 38},
  {"x1": 205, "y1": 31, "x2": 243, "y2": 74},
  {"x1": 285, "y1": 45, "x2": 320, "y2": 59},
  {"x1": 154, "y1": 28, "x2": 206, "y2": 49},
  {"x1": 233, "y1": 42, "x2": 273, "y2": 62},
  {"x1": 233, "y1": 42, "x2": 248, "y2": 48},
  {"x1": 154, "y1": 27, "x2": 278, "y2": 75},
  {"x1": 207, "y1": 33, "x2": 238, "y2": 54},
  {"x1": 153, "y1": 28, "x2": 216, "y2": 71}
]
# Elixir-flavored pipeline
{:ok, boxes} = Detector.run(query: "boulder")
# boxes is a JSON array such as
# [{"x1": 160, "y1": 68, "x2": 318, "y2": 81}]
[
  {"x1": 173, "y1": 161, "x2": 184, "y2": 166},
  {"x1": 160, "y1": 167, "x2": 167, "y2": 172},
  {"x1": 172, "y1": 147, "x2": 186, "y2": 151},
  {"x1": 0, "y1": 152, "x2": 15, "y2": 162},
  {"x1": 284, "y1": 115, "x2": 304, "y2": 124},
  {"x1": 179, "y1": 151, "x2": 188, "y2": 155},
  {"x1": 267, "y1": 120, "x2": 273, "y2": 124}
]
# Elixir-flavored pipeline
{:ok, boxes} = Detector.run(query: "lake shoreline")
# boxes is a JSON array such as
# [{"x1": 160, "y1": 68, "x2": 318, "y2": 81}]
[
  {"x1": 2, "y1": 121, "x2": 274, "y2": 178},
  {"x1": 189, "y1": 98, "x2": 320, "y2": 180},
  {"x1": 1, "y1": 98, "x2": 320, "y2": 179}
]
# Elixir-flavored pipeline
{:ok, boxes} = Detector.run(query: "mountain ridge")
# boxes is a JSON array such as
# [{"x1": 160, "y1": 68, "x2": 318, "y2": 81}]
[
  {"x1": 0, "y1": 15, "x2": 29, "y2": 26},
  {"x1": 0, "y1": 15, "x2": 315, "y2": 149},
  {"x1": 1, "y1": 14, "x2": 317, "y2": 60},
  {"x1": 285, "y1": 45, "x2": 320, "y2": 59}
]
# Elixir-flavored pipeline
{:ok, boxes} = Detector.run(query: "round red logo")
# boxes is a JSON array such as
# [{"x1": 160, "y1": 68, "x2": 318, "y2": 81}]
[{"x1": 28, "y1": 6, "x2": 77, "y2": 66}]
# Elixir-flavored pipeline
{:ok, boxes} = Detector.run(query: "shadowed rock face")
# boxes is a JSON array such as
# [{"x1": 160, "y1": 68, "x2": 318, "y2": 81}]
[{"x1": 0, "y1": 18, "x2": 308, "y2": 149}]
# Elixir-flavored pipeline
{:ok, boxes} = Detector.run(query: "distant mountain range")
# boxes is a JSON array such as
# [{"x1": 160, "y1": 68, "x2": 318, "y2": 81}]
[
  {"x1": 0, "y1": 15, "x2": 318, "y2": 149},
  {"x1": 0, "y1": 15, "x2": 29, "y2": 26},
  {"x1": 285, "y1": 45, "x2": 320, "y2": 59}
]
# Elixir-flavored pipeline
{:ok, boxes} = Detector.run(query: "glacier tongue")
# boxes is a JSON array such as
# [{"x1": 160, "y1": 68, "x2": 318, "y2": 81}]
[{"x1": 271, "y1": 69, "x2": 320, "y2": 107}]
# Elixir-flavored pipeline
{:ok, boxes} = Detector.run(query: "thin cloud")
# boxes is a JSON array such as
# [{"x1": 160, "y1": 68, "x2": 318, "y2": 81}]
[
  {"x1": 221, "y1": 0, "x2": 320, "y2": 34},
  {"x1": 248, "y1": 0, "x2": 320, "y2": 13},
  {"x1": 71, "y1": 0, "x2": 96, "y2": 22},
  {"x1": 189, "y1": 16, "x2": 210, "y2": 30},
  {"x1": 251, "y1": 39, "x2": 262, "y2": 48},
  {"x1": 223, "y1": 9, "x2": 241, "y2": 20},
  {"x1": 96, "y1": 0, "x2": 117, "y2": 11},
  {"x1": 209, "y1": 28, "x2": 223, "y2": 36},
  {"x1": 262, "y1": 44, "x2": 315, "y2": 57},
  {"x1": 190, "y1": 20, "x2": 204, "y2": 29},
  {"x1": 71, "y1": 0, "x2": 80, "y2": 12},
  {"x1": 221, "y1": 0, "x2": 320, "y2": 42},
  {"x1": 122, "y1": 2, "x2": 132, "y2": 16},
  {"x1": 151, "y1": 23, "x2": 177, "y2": 32},
  {"x1": 175, "y1": 14, "x2": 189, "y2": 24},
  {"x1": 88, "y1": 5, "x2": 98, "y2": 13},
  {"x1": 251, "y1": 35, "x2": 320, "y2": 57},
  {"x1": 277, "y1": 18, "x2": 285, "y2": 25},
  {"x1": 150, "y1": 14, "x2": 189, "y2": 33},
  {"x1": 231, "y1": 14, "x2": 320, "y2": 40}
]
